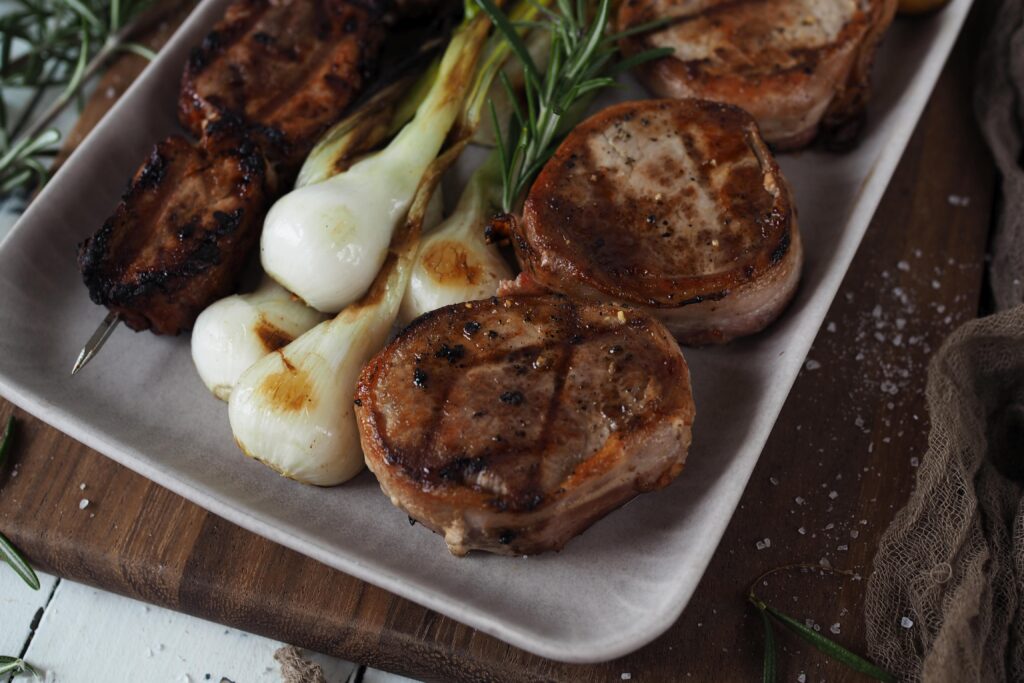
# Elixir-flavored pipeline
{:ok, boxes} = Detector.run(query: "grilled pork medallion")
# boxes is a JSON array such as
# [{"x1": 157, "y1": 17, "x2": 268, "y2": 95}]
[
  {"x1": 179, "y1": 0, "x2": 386, "y2": 171},
  {"x1": 617, "y1": 0, "x2": 897, "y2": 150},
  {"x1": 356, "y1": 296, "x2": 695, "y2": 556},
  {"x1": 78, "y1": 123, "x2": 275, "y2": 335},
  {"x1": 513, "y1": 99, "x2": 802, "y2": 346}
]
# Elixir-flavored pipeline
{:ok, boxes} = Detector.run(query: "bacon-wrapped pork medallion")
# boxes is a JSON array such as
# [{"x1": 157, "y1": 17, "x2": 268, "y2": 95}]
[
  {"x1": 617, "y1": 0, "x2": 897, "y2": 150},
  {"x1": 512, "y1": 98, "x2": 802, "y2": 346},
  {"x1": 356, "y1": 296, "x2": 695, "y2": 556}
]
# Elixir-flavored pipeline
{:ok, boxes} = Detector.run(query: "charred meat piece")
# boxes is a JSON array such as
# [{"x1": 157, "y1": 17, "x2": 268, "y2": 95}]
[
  {"x1": 617, "y1": 0, "x2": 897, "y2": 150},
  {"x1": 513, "y1": 99, "x2": 802, "y2": 346},
  {"x1": 78, "y1": 123, "x2": 275, "y2": 335},
  {"x1": 356, "y1": 296, "x2": 695, "y2": 556},
  {"x1": 179, "y1": 0, "x2": 386, "y2": 171}
]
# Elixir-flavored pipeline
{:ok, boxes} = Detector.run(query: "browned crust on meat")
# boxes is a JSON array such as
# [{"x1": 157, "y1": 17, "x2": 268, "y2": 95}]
[
  {"x1": 77, "y1": 122, "x2": 274, "y2": 335},
  {"x1": 355, "y1": 296, "x2": 695, "y2": 555},
  {"x1": 178, "y1": 0, "x2": 386, "y2": 171},
  {"x1": 618, "y1": 0, "x2": 897, "y2": 150},
  {"x1": 514, "y1": 98, "x2": 799, "y2": 344}
]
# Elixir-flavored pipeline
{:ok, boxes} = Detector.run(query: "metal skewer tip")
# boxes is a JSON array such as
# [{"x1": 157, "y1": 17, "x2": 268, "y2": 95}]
[{"x1": 71, "y1": 312, "x2": 121, "y2": 376}]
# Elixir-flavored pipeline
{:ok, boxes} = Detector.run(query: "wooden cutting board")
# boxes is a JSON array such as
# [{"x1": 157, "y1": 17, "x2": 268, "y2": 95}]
[{"x1": 0, "y1": 6, "x2": 996, "y2": 682}]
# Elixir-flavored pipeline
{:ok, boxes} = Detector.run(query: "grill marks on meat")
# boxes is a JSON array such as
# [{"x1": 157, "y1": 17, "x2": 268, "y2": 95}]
[
  {"x1": 78, "y1": 124, "x2": 274, "y2": 335},
  {"x1": 78, "y1": 0, "x2": 387, "y2": 336},
  {"x1": 179, "y1": 0, "x2": 386, "y2": 171},
  {"x1": 356, "y1": 296, "x2": 695, "y2": 555},
  {"x1": 514, "y1": 99, "x2": 802, "y2": 345},
  {"x1": 617, "y1": 0, "x2": 897, "y2": 150}
]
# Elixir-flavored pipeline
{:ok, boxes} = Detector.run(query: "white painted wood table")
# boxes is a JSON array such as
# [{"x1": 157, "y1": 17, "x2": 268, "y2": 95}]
[{"x1": 1, "y1": 566, "x2": 419, "y2": 682}]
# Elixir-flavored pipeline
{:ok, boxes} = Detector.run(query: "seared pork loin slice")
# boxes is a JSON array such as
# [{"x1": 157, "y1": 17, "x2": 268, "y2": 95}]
[
  {"x1": 617, "y1": 0, "x2": 897, "y2": 150},
  {"x1": 356, "y1": 296, "x2": 695, "y2": 556},
  {"x1": 179, "y1": 0, "x2": 386, "y2": 172},
  {"x1": 78, "y1": 122, "x2": 274, "y2": 335},
  {"x1": 514, "y1": 99, "x2": 802, "y2": 346}
]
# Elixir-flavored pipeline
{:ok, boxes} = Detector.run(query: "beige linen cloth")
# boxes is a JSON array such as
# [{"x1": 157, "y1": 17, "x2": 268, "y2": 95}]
[{"x1": 864, "y1": 1, "x2": 1024, "y2": 680}]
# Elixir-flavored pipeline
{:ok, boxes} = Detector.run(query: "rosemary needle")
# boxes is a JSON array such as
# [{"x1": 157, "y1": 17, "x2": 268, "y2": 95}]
[
  {"x1": 0, "y1": 416, "x2": 39, "y2": 591},
  {"x1": 0, "y1": 415, "x2": 13, "y2": 469},
  {"x1": 0, "y1": 0, "x2": 158, "y2": 197},
  {"x1": 0, "y1": 531, "x2": 40, "y2": 590},
  {"x1": 0, "y1": 656, "x2": 39, "y2": 677},
  {"x1": 749, "y1": 566, "x2": 895, "y2": 683}
]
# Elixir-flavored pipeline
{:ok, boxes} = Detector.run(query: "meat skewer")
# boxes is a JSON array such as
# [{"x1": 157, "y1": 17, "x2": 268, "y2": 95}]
[{"x1": 72, "y1": 0, "x2": 394, "y2": 374}]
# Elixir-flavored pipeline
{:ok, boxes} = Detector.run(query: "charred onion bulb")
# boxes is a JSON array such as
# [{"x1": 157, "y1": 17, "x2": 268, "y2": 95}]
[
  {"x1": 191, "y1": 279, "x2": 327, "y2": 401},
  {"x1": 401, "y1": 153, "x2": 512, "y2": 322}
]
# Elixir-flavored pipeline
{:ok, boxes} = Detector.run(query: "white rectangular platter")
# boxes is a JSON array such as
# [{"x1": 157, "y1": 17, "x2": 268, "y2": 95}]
[{"x1": 0, "y1": 0, "x2": 973, "y2": 664}]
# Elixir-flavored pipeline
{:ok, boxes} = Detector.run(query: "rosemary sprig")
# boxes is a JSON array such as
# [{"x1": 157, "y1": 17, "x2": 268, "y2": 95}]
[
  {"x1": 0, "y1": 655, "x2": 38, "y2": 678},
  {"x1": 749, "y1": 566, "x2": 895, "y2": 683},
  {"x1": 0, "y1": 531, "x2": 39, "y2": 590},
  {"x1": 474, "y1": 0, "x2": 672, "y2": 212},
  {"x1": 0, "y1": 416, "x2": 40, "y2": 591},
  {"x1": 0, "y1": 0, "x2": 158, "y2": 197},
  {"x1": 0, "y1": 415, "x2": 14, "y2": 469},
  {"x1": 758, "y1": 608, "x2": 776, "y2": 683}
]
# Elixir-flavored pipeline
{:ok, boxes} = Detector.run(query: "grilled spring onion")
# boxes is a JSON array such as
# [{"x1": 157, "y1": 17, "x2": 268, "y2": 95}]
[
  {"x1": 190, "y1": 278, "x2": 326, "y2": 402},
  {"x1": 294, "y1": 66, "x2": 437, "y2": 189},
  {"x1": 228, "y1": 142, "x2": 455, "y2": 486},
  {"x1": 400, "y1": 151, "x2": 512, "y2": 322},
  {"x1": 190, "y1": 191, "x2": 443, "y2": 403},
  {"x1": 400, "y1": 0, "x2": 549, "y2": 321},
  {"x1": 259, "y1": 10, "x2": 494, "y2": 314},
  {"x1": 189, "y1": 72, "x2": 443, "y2": 404},
  {"x1": 228, "y1": 5, "x2": 507, "y2": 485}
]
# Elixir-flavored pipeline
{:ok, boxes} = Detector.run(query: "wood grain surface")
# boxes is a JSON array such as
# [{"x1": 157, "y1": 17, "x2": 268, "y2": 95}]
[{"x1": 0, "y1": 6, "x2": 996, "y2": 682}]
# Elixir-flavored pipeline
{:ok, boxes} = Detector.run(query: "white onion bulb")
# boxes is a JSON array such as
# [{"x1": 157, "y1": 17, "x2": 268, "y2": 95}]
[
  {"x1": 401, "y1": 156, "x2": 512, "y2": 322},
  {"x1": 191, "y1": 279, "x2": 326, "y2": 401}
]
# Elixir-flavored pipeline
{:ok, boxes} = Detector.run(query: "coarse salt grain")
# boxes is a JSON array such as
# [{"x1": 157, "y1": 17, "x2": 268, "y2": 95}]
[
  {"x1": 897, "y1": 260, "x2": 910, "y2": 272},
  {"x1": 901, "y1": 616, "x2": 914, "y2": 629},
  {"x1": 79, "y1": 498, "x2": 89, "y2": 509},
  {"x1": 827, "y1": 321, "x2": 836, "y2": 333},
  {"x1": 947, "y1": 194, "x2": 970, "y2": 207},
  {"x1": 755, "y1": 538, "x2": 771, "y2": 550},
  {"x1": 79, "y1": 483, "x2": 86, "y2": 490},
  {"x1": 805, "y1": 359, "x2": 821, "y2": 371},
  {"x1": 621, "y1": 674, "x2": 632, "y2": 680},
  {"x1": 798, "y1": 527, "x2": 806, "y2": 535},
  {"x1": 830, "y1": 623, "x2": 841, "y2": 635},
  {"x1": 828, "y1": 490, "x2": 839, "y2": 500}
]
